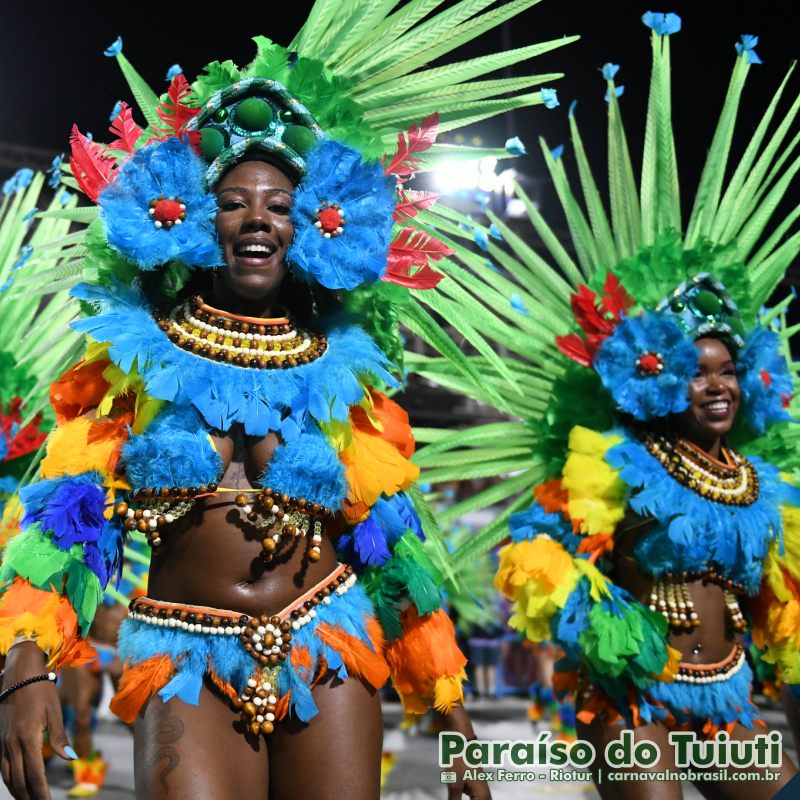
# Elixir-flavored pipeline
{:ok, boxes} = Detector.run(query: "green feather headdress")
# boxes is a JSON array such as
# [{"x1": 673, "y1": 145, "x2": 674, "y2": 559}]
[{"x1": 410, "y1": 14, "x2": 800, "y2": 564}]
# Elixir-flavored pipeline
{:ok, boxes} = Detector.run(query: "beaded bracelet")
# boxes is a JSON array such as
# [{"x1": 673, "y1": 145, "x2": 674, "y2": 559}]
[{"x1": 0, "y1": 671, "x2": 56, "y2": 703}]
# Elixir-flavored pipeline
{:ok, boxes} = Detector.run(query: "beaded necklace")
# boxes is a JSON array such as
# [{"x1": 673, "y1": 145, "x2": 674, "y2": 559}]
[
  {"x1": 154, "y1": 295, "x2": 328, "y2": 369},
  {"x1": 644, "y1": 434, "x2": 759, "y2": 506}
]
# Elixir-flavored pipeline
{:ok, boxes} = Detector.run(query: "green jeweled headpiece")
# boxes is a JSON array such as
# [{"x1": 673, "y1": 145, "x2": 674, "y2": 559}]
[
  {"x1": 657, "y1": 273, "x2": 746, "y2": 351},
  {"x1": 187, "y1": 77, "x2": 324, "y2": 186}
]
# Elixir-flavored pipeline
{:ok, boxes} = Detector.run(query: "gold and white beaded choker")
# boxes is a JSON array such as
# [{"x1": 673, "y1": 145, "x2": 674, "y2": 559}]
[
  {"x1": 645, "y1": 435, "x2": 759, "y2": 506},
  {"x1": 154, "y1": 295, "x2": 327, "y2": 369}
]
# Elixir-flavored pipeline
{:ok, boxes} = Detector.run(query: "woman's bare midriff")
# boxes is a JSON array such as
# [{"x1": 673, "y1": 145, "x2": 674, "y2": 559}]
[
  {"x1": 612, "y1": 512, "x2": 739, "y2": 666},
  {"x1": 145, "y1": 425, "x2": 339, "y2": 616}
]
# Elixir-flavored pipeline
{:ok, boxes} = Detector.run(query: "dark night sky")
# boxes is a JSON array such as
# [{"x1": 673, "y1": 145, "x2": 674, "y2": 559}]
[{"x1": 1, "y1": 1, "x2": 797, "y2": 215}]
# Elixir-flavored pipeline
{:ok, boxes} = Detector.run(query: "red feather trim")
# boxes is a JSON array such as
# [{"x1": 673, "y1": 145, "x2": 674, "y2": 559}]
[
  {"x1": 556, "y1": 274, "x2": 636, "y2": 367},
  {"x1": 393, "y1": 189, "x2": 440, "y2": 222},
  {"x1": 601, "y1": 272, "x2": 635, "y2": 319},
  {"x1": 383, "y1": 113, "x2": 439, "y2": 179},
  {"x1": 555, "y1": 333, "x2": 594, "y2": 366},
  {"x1": 389, "y1": 227, "x2": 452, "y2": 265},
  {"x1": 108, "y1": 102, "x2": 145, "y2": 154},
  {"x1": 1, "y1": 397, "x2": 46, "y2": 460},
  {"x1": 69, "y1": 125, "x2": 116, "y2": 203},
  {"x1": 156, "y1": 74, "x2": 200, "y2": 137},
  {"x1": 383, "y1": 263, "x2": 444, "y2": 289}
]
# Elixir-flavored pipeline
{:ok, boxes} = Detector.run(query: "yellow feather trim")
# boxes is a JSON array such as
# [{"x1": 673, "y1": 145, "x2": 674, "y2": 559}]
[
  {"x1": 40, "y1": 417, "x2": 117, "y2": 479},
  {"x1": 0, "y1": 495, "x2": 23, "y2": 549},
  {"x1": 432, "y1": 671, "x2": 466, "y2": 714},
  {"x1": 562, "y1": 426, "x2": 625, "y2": 535}
]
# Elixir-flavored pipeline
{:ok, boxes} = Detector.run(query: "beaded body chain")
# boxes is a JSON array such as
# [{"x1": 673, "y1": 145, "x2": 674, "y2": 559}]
[{"x1": 116, "y1": 486, "x2": 331, "y2": 562}]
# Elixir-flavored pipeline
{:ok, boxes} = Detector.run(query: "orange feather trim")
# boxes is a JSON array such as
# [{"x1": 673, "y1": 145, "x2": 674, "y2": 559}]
[
  {"x1": 292, "y1": 644, "x2": 314, "y2": 683},
  {"x1": 109, "y1": 656, "x2": 175, "y2": 724},
  {"x1": 0, "y1": 579, "x2": 94, "y2": 669},
  {"x1": 50, "y1": 360, "x2": 111, "y2": 425},
  {"x1": 534, "y1": 479, "x2": 569, "y2": 516},
  {"x1": 275, "y1": 691, "x2": 291, "y2": 720},
  {"x1": 351, "y1": 390, "x2": 415, "y2": 459},
  {"x1": 206, "y1": 664, "x2": 237, "y2": 701},
  {"x1": 383, "y1": 607, "x2": 467, "y2": 713},
  {"x1": 316, "y1": 622, "x2": 390, "y2": 690}
]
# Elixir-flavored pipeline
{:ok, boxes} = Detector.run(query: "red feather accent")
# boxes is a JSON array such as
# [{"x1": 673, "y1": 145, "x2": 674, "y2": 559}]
[
  {"x1": 156, "y1": 74, "x2": 200, "y2": 137},
  {"x1": 556, "y1": 274, "x2": 636, "y2": 367},
  {"x1": 600, "y1": 272, "x2": 635, "y2": 320},
  {"x1": 383, "y1": 263, "x2": 444, "y2": 289},
  {"x1": 393, "y1": 189, "x2": 440, "y2": 222},
  {"x1": 1, "y1": 397, "x2": 46, "y2": 461},
  {"x1": 555, "y1": 333, "x2": 594, "y2": 367},
  {"x1": 68, "y1": 125, "x2": 116, "y2": 203},
  {"x1": 383, "y1": 113, "x2": 439, "y2": 179},
  {"x1": 108, "y1": 102, "x2": 145, "y2": 153},
  {"x1": 388, "y1": 226, "x2": 452, "y2": 265}
]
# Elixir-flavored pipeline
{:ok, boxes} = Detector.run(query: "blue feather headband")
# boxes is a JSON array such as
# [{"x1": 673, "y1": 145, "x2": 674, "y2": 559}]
[{"x1": 71, "y1": 281, "x2": 397, "y2": 436}]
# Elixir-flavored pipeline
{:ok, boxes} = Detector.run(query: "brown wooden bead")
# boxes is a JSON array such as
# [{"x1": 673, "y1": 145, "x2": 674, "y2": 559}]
[
  {"x1": 133, "y1": 509, "x2": 144, "y2": 520},
  {"x1": 260, "y1": 721, "x2": 274, "y2": 735},
  {"x1": 243, "y1": 702, "x2": 256, "y2": 718},
  {"x1": 262, "y1": 538, "x2": 277, "y2": 552},
  {"x1": 249, "y1": 722, "x2": 262, "y2": 736},
  {"x1": 114, "y1": 502, "x2": 129, "y2": 516},
  {"x1": 263, "y1": 633, "x2": 275, "y2": 647},
  {"x1": 232, "y1": 697, "x2": 243, "y2": 709},
  {"x1": 124, "y1": 518, "x2": 137, "y2": 531},
  {"x1": 137, "y1": 519, "x2": 149, "y2": 533}
]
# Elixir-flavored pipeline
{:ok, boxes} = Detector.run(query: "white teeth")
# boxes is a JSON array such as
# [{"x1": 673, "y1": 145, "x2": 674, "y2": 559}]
[
  {"x1": 237, "y1": 243, "x2": 274, "y2": 256},
  {"x1": 705, "y1": 402, "x2": 729, "y2": 412}
]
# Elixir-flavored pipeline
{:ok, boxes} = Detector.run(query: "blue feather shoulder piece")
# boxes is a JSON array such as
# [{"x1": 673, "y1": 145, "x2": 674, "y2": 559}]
[{"x1": 71, "y1": 282, "x2": 397, "y2": 436}]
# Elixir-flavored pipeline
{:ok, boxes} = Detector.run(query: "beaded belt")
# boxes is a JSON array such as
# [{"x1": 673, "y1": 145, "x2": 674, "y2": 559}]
[
  {"x1": 128, "y1": 563, "x2": 356, "y2": 736},
  {"x1": 674, "y1": 644, "x2": 745, "y2": 684}
]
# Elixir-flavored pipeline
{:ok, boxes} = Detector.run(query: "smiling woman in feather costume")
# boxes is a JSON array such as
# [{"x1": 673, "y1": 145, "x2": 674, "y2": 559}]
[{"x1": 0, "y1": 3, "x2": 576, "y2": 798}]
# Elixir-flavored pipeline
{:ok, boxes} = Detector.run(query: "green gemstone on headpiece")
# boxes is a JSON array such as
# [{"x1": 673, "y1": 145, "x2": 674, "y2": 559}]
[
  {"x1": 729, "y1": 316, "x2": 746, "y2": 338},
  {"x1": 670, "y1": 298, "x2": 685, "y2": 312},
  {"x1": 213, "y1": 108, "x2": 229, "y2": 123},
  {"x1": 694, "y1": 290, "x2": 723, "y2": 315},
  {"x1": 235, "y1": 98, "x2": 274, "y2": 132},
  {"x1": 199, "y1": 128, "x2": 226, "y2": 160},
  {"x1": 279, "y1": 109, "x2": 294, "y2": 124},
  {"x1": 283, "y1": 125, "x2": 316, "y2": 155}
]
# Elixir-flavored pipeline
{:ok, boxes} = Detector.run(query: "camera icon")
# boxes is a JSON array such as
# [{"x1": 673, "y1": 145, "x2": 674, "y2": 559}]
[{"x1": 441, "y1": 772, "x2": 457, "y2": 784}]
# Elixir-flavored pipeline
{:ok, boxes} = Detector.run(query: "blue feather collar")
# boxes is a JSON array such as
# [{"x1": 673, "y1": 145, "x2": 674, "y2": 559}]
[
  {"x1": 71, "y1": 282, "x2": 396, "y2": 436},
  {"x1": 606, "y1": 432, "x2": 789, "y2": 593}
]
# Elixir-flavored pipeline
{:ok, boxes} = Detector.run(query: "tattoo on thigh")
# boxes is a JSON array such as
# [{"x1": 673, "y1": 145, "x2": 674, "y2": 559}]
[{"x1": 146, "y1": 705, "x2": 185, "y2": 791}]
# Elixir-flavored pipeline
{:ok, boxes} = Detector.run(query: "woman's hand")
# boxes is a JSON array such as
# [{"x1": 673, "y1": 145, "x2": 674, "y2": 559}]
[
  {"x1": 0, "y1": 642, "x2": 74, "y2": 799},
  {"x1": 436, "y1": 702, "x2": 492, "y2": 800}
]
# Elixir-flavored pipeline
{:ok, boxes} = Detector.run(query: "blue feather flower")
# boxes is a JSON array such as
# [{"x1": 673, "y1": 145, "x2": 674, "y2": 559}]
[
  {"x1": 288, "y1": 139, "x2": 395, "y2": 291},
  {"x1": 98, "y1": 137, "x2": 220, "y2": 271},
  {"x1": 594, "y1": 314, "x2": 698, "y2": 420},
  {"x1": 601, "y1": 63, "x2": 620, "y2": 80},
  {"x1": 20, "y1": 473, "x2": 107, "y2": 551},
  {"x1": 737, "y1": 326, "x2": 793, "y2": 434}
]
